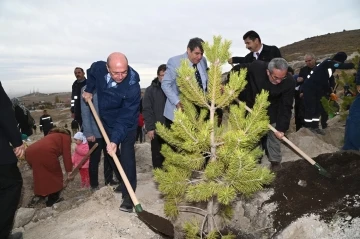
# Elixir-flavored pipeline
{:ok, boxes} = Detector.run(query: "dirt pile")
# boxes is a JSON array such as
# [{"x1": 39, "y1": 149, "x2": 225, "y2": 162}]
[{"x1": 265, "y1": 151, "x2": 360, "y2": 233}]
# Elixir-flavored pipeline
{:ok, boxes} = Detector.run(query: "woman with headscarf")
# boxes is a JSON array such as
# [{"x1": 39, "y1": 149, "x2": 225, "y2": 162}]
[{"x1": 25, "y1": 127, "x2": 73, "y2": 207}]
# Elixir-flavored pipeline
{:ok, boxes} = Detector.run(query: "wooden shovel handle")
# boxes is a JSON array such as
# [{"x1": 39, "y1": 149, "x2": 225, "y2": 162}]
[
  {"x1": 87, "y1": 99, "x2": 140, "y2": 205},
  {"x1": 238, "y1": 99, "x2": 317, "y2": 166},
  {"x1": 63, "y1": 143, "x2": 98, "y2": 187}
]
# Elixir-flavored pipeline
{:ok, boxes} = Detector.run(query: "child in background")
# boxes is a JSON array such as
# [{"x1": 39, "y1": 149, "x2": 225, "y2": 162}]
[{"x1": 72, "y1": 132, "x2": 90, "y2": 188}]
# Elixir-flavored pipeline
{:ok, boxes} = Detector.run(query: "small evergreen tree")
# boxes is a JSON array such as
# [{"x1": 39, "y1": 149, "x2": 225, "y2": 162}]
[{"x1": 154, "y1": 36, "x2": 274, "y2": 238}]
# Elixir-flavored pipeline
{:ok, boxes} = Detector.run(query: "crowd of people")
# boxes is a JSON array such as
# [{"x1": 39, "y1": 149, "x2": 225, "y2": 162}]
[{"x1": 1, "y1": 30, "x2": 359, "y2": 239}]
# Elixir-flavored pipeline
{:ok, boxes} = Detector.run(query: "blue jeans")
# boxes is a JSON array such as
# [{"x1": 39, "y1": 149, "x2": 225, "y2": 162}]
[{"x1": 110, "y1": 129, "x2": 137, "y2": 198}]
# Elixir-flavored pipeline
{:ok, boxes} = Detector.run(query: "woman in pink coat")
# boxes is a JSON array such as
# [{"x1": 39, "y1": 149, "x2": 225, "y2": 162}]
[{"x1": 72, "y1": 132, "x2": 90, "y2": 188}]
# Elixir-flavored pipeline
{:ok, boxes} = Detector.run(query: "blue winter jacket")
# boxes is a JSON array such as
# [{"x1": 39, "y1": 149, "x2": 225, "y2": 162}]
[{"x1": 85, "y1": 61, "x2": 141, "y2": 145}]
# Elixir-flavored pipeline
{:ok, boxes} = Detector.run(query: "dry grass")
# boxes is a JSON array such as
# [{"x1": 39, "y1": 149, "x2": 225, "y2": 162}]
[{"x1": 280, "y1": 29, "x2": 360, "y2": 62}]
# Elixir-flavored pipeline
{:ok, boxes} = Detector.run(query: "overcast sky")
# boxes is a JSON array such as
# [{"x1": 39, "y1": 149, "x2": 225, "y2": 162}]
[{"x1": 1, "y1": 0, "x2": 359, "y2": 96}]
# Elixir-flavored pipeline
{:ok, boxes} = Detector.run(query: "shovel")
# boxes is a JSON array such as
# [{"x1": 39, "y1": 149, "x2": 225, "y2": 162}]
[
  {"x1": 63, "y1": 143, "x2": 98, "y2": 188},
  {"x1": 86, "y1": 99, "x2": 174, "y2": 238},
  {"x1": 235, "y1": 99, "x2": 331, "y2": 178}
]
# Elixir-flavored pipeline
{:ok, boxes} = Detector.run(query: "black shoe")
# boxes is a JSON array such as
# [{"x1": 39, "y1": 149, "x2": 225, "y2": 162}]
[
  {"x1": 46, "y1": 191, "x2": 62, "y2": 207},
  {"x1": 113, "y1": 185, "x2": 122, "y2": 193},
  {"x1": 119, "y1": 196, "x2": 133, "y2": 212},
  {"x1": 91, "y1": 186, "x2": 100, "y2": 192},
  {"x1": 28, "y1": 195, "x2": 46, "y2": 208},
  {"x1": 310, "y1": 128, "x2": 325, "y2": 135},
  {"x1": 270, "y1": 161, "x2": 281, "y2": 170},
  {"x1": 8, "y1": 232, "x2": 23, "y2": 239},
  {"x1": 106, "y1": 180, "x2": 119, "y2": 186}
]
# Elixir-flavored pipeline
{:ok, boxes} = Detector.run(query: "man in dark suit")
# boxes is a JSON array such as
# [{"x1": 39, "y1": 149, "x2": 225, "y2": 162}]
[
  {"x1": 229, "y1": 30, "x2": 282, "y2": 64},
  {"x1": 231, "y1": 58, "x2": 295, "y2": 168},
  {"x1": 0, "y1": 81, "x2": 25, "y2": 239}
]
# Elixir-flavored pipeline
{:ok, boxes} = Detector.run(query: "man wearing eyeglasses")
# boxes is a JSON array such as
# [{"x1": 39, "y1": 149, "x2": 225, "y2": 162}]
[
  {"x1": 230, "y1": 58, "x2": 295, "y2": 168},
  {"x1": 82, "y1": 52, "x2": 141, "y2": 212}
]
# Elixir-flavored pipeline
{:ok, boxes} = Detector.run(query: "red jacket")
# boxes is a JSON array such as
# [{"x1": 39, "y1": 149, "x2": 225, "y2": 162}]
[{"x1": 138, "y1": 113, "x2": 144, "y2": 127}]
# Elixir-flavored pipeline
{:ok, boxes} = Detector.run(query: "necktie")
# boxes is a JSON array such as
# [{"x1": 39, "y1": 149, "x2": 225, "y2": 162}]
[
  {"x1": 256, "y1": 52, "x2": 260, "y2": 59},
  {"x1": 107, "y1": 78, "x2": 115, "y2": 88},
  {"x1": 193, "y1": 64, "x2": 204, "y2": 91}
]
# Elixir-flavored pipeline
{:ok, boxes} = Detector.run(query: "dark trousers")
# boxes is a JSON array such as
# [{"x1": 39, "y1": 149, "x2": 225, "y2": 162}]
[
  {"x1": 109, "y1": 129, "x2": 137, "y2": 198},
  {"x1": 294, "y1": 91, "x2": 305, "y2": 131},
  {"x1": 0, "y1": 163, "x2": 23, "y2": 239},
  {"x1": 88, "y1": 138, "x2": 120, "y2": 187},
  {"x1": 151, "y1": 134, "x2": 166, "y2": 169},
  {"x1": 136, "y1": 126, "x2": 143, "y2": 143},
  {"x1": 304, "y1": 89, "x2": 322, "y2": 129},
  {"x1": 320, "y1": 103, "x2": 328, "y2": 129}
]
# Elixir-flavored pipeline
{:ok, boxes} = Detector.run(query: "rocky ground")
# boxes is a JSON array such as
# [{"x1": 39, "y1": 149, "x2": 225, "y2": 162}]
[{"x1": 11, "y1": 110, "x2": 360, "y2": 239}]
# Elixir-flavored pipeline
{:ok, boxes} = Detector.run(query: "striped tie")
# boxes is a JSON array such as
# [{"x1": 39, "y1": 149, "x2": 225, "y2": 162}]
[{"x1": 193, "y1": 64, "x2": 204, "y2": 91}]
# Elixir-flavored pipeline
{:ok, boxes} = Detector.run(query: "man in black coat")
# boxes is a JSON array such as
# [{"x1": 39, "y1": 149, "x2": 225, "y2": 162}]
[
  {"x1": 0, "y1": 81, "x2": 25, "y2": 239},
  {"x1": 71, "y1": 67, "x2": 87, "y2": 127},
  {"x1": 297, "y1": 53, "x2": 336, "y2": 131},
  {"x1": 231, "y1": 58, "x2": 295, "y2": 167},
  {"x1": 302, "y1": 52, "x2": 355, "y2": 135},
  {"x1": 229, "y1": 30, "x2": 282, "y2": 64},
  {"x1": 39, "y1": 109, "x2": 53, "y2": 136},
  {"x1": 142, "y1": 64, "x2": 167, "y2": 169}
]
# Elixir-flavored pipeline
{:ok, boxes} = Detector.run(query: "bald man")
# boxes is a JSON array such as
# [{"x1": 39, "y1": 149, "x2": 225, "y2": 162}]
[{"x1": 82, "y1": 52, "x2": 141, "y2": 212}]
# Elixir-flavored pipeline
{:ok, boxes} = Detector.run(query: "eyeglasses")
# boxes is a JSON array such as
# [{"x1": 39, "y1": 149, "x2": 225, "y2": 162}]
[
  {"x1": 269, "y1": 73, "x2": 287, "y2": 82},
  {"x1": 109, "y1": 70, "x2": 128, "y2": 77}
]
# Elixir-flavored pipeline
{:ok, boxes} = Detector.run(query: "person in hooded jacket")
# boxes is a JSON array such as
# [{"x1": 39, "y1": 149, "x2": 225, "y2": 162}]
[
  {"x1": 142, "y1": 64, "x2": 167, "y2": 169},
  {"x1": 82, "y1": 52, "x2": 141, "y2": 213},
  {"x1": 302, "y1": 52, "x2": 355, "y2": 135}
]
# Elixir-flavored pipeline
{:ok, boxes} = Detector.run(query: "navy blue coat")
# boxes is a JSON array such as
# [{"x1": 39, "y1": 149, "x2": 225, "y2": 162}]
[
  {"x1": 302, "y1": 59, "x2": 354, "y2": 94},
  {"x1": 85, "y1": 61, "x2": 141, "y2": 145}
]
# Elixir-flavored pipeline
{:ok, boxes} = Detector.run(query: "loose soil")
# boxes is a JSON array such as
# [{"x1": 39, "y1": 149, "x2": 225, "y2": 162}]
[{"x1": 265, "y1": 151, "x2": 360, "y2": 232}]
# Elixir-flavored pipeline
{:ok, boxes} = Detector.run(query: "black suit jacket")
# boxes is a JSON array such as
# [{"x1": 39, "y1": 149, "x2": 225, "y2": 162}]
[
  {"x1": 232, "y1": 44, "x2": 282, "y2": 64},
  {"x1": 0, "y1": 81, "x2": 23, "y2": 165},
  {"x1": 231, "y1": 61, "x2": 295, "y2": 132}
]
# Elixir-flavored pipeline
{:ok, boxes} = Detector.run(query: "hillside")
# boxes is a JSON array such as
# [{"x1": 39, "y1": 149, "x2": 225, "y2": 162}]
[
  {"x1": 280, "y1": 29, "x2": 360, "y2": 62},
  {"x1": 19, "y1": 92, "x2": 72, "y2": 106}
]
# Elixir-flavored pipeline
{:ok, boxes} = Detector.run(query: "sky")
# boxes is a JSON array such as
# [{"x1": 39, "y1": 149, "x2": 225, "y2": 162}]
[{"x1": 0, "y1": 0, "x2": 359, "y2": 97}]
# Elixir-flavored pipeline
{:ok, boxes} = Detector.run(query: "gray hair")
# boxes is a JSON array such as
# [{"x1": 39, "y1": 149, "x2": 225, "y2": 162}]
[
  {"x1": 304, "y1": 53, "x2": 316, "y2": 60},
  {"x1": 268, "y1": 58, "x2": 288, "y2": 73}
]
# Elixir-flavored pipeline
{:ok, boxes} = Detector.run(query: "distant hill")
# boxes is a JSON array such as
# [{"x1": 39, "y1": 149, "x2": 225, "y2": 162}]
[
  {"x1": 280, "y1": 29, "x2": 360, "y2": 62},
  {"x1": 19, "y1": 92, "x2": 72, "y2": 106}
]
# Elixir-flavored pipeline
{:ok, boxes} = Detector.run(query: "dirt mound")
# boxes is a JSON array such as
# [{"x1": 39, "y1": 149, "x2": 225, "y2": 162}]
[{"x1": 265, "y1": 151, "x2": 360, "y2": 232}]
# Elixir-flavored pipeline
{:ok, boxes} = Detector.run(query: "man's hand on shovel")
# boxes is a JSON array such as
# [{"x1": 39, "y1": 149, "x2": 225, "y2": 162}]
[
  {"x1": 82, "y1": 91, "x2": 93, "y2": 102},
  {"x1": 106, "y1": 142, "x2": 117, "y2": 156},
  {"x1": 274, "y1": 131, "x2": 284, "y2": 140}
]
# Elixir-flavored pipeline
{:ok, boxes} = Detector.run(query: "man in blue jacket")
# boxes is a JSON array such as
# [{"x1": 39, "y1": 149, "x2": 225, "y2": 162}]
[
  {"x1": 82, "y1": 52, "x2": 141, "y2": 212},
  {"x1": 0, "y1": 81, "x2": 25, "y2": 239}
]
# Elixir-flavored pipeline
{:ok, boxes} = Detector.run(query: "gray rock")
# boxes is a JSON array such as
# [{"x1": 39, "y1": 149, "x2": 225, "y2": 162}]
[
  {"x1": 52, "y1": 200, "x2": 72, "y2": 211},
  {"x1": 13, "y1": 208, "x2": 35, "y2": 228},
  {"x1": 33, "y1": 207, "x2": 56, "y2": 221}
]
